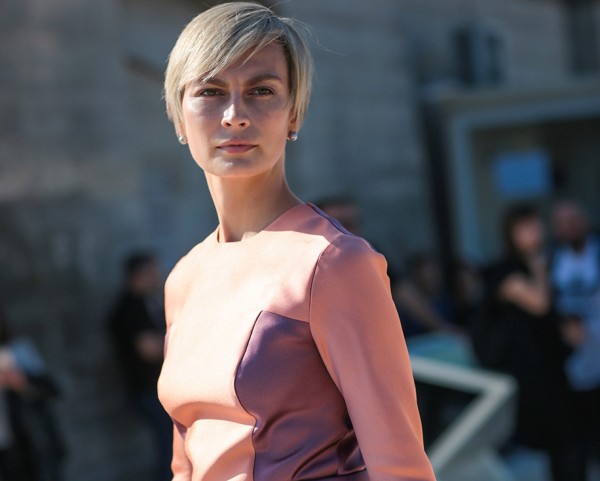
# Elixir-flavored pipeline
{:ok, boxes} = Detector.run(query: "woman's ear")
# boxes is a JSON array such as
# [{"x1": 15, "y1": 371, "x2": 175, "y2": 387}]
[
  {"x1": 175, "y1": 126, "x2": 187, "y2": 145},
  {"x1": 175, "y1": 116, "x2": 188, "y2": 145},
  {"x1": 286, "y1": 112, "x2": 299, "y2": 141},
  {"x1": 288, "y1": 112, "x2": 299, "y2": 134}
]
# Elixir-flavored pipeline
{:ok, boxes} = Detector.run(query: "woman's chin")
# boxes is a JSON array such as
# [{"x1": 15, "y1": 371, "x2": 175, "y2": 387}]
[
  {"x1": 200, "y1": 156, "x2": 282, "y2": 180},
  {"x1": 204, "y1": 163, "x2": 269, "y2": 180}
]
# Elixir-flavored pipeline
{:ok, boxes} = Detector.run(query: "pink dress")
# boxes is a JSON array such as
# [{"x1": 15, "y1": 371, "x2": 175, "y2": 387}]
[{"x1": 158, "y1": 203, "x2": 436, "y2": 481}]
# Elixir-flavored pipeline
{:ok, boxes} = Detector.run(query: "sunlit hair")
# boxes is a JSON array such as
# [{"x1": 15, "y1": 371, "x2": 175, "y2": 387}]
[{"x1": 164, "y1": 2, "x2": 313, "y2": 135}]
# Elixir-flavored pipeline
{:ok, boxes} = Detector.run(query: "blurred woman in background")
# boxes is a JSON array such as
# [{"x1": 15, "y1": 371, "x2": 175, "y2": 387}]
[{"x1": 472, "y1": 203, "x2": 585, "y2": 481}]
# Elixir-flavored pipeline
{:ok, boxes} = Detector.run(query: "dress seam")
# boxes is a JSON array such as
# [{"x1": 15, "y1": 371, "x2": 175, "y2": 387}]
[{"x1": 233, "y1": 310, "x2": 262, "y2": 481}]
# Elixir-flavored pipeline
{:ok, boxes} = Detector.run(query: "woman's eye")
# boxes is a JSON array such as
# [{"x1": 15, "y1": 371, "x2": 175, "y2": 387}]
[
  {"x1": 251, "y1": 87, "x2": 274, "y2": 96},
  {"x1": 198, "y1": 89, "x2": 222, "y2": 97}
]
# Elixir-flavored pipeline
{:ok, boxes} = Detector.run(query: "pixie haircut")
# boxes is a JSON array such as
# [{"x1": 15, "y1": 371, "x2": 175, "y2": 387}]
[{"x1": 164, "y1": 2, "x2": 313, "y2": 134}]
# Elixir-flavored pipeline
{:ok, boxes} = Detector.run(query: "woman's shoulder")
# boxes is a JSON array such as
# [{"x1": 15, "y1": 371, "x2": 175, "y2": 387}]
[
  {"x1": 297, "y1": 204, "x2": 381, "y2": 260},
  {"x1": 263, "y1": 203, "x2": 386, "y2": 288},
  {"x1": 295, "y1": 205, "x2": 383, "y2": 274},
  {"x1": 316, "y1": 233, "x2": 386, "y2": 282}
]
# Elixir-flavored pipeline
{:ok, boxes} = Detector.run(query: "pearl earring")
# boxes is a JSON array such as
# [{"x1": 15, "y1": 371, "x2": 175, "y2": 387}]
[
  {"x1": 177, "y1": 134, "x2": 187, "y2": 145},
  {"x1": 287, "y1": 131, "x2": 298, "y2": 141}
]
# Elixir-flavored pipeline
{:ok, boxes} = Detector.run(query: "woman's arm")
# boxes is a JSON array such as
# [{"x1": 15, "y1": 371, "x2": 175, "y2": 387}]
[
  {"x1": 309, "y1": 235, "x2": 436, "y2": 481},
  {"x1": 393, "y1": 281, "x2": 455, "y2": 332},
  {"x1": 498, "y1": 256, "x2": 550, "y2": 316}
]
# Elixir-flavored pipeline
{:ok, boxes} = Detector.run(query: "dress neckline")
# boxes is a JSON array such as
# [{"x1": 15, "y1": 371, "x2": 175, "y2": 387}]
[{"x1": 211, "y1": 202, "x2": 310, "y2": 247}]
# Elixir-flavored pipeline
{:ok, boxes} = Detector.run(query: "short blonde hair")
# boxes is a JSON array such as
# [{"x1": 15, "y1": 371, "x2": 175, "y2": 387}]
[{"x1": 164, "y1": 2, "x2": 313, "y2": 134}]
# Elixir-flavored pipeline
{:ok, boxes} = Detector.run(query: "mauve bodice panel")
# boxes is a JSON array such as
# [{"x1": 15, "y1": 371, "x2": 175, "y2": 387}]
[{"x1": 235, "y1": 310, "x2": 365, "y2": 480}]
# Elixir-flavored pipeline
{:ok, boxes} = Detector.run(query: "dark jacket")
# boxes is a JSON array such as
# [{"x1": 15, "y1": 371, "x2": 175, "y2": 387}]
[{"x1": 108, "y1": 292, "x2": 165, "y2": 393}]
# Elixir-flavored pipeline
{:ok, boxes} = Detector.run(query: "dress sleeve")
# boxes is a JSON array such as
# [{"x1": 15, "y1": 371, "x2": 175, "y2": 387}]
[{"x1": 309, "y1": 235, "x2": 436, "y2": 481}]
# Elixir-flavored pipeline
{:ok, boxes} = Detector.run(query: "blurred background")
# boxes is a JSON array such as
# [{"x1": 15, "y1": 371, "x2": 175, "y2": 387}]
[{"x1": 0, "y1": 0, "x2": 599, "y2": 480}]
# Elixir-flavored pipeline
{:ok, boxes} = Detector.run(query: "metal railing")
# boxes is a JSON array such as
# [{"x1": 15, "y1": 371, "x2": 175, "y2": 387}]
[{"x1": 409, "y1": 333, "x2": 517, "y2": 481}]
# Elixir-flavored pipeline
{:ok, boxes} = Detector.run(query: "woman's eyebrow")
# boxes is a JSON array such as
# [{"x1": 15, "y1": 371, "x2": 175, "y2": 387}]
[
  {"x1": 201, "y1": 73, "x2": 284, "y2": 86},
  {"x1": 245, "y1": 73, "x2": 284, "y2": 85},
  {"x1": 200, "y1": 77, "x2": 227, "y2": 87}
]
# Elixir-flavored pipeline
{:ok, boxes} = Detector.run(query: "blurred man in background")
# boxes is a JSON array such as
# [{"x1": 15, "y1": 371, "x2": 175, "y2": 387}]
[
  {"x1": 551, "y1": 200, "x2": 600, "y2": 467},
  {"x1": 108, "y1": 252, "x2": 171, "y2": 481}
]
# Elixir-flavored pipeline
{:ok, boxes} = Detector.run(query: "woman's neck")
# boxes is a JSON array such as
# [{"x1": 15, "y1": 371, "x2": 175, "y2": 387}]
[{"x1": 206, "y1": 168, "x2": 300, "y2": 243}]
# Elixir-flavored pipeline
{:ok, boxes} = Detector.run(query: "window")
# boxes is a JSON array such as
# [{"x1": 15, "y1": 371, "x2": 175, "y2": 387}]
[{"x1": 455, "y1": 23, "x2": 507, "y2": 87}]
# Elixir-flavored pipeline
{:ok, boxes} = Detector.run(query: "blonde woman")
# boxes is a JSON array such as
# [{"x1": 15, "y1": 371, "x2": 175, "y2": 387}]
[{"x1": 157, "y1": 3, "x2": 436, "y2": 481}]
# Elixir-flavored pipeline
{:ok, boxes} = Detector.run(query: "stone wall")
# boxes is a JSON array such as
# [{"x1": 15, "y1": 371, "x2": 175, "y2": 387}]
[{"x1": 0, "y1": 1, "x2": 199, "y2": 479}]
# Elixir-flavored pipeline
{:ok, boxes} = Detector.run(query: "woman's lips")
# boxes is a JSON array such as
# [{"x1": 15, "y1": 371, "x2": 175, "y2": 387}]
[{"x1": 217, "y1": 142, "x2": 256, "y2": 154}]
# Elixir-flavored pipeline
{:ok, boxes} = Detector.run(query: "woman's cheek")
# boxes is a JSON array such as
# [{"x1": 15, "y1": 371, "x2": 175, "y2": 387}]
[{"x1": 185, "y1": 98, "x2": 222, "y2": 118}]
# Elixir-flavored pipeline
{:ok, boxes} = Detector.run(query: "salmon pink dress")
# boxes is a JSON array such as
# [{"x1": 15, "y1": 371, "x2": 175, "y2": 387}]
[{"x1": 158, "y1": 203, "x2": 436, "y2": 481}]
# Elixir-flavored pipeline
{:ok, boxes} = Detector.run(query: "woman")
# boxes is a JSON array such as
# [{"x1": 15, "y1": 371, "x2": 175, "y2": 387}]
[
  {"x1": 472, "y1": 203, "x2": 585, "y2": 481},
  {"x1": 157, "y1": 3, "x2": 435, "y2": 481}
]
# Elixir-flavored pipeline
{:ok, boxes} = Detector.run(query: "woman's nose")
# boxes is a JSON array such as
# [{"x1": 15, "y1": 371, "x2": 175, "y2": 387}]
[{"x1": 222, "y1": 97, "x2": 250, "y2": 128}]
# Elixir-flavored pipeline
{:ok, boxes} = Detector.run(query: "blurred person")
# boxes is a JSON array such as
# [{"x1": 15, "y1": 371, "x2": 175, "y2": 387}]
[
  {"x1": 450, "y1": 259, "x2": 483, "y2": 329},
  {"x1": 403, "y1": 253, "x2": 456, "y2": 332},
  {"x1": 0, "y1": 305, "x2": 65, "y2": 481},
  {"x1": 108, "y1": 252, "x2": 172, "y2": 481},
  {"x1": 400, "y1": 254, "x2": 469, "y2": 446},
  {"x1": 471, "y1": 202, "x2": 585, "y2": 481},
  {"x1": 315, "y1": 195, "x2": 361, "y2": 234},
  {"x1": 393, "y1": 281, "x2": 457, "y2": 337},
  {"x1": 157, "y1": 3, "x2": 436, "y2": 481},
  {"x1": 551, "y1": 200, "x2": 600, "y2": 461},
  {"x1": 551, "y1": 200, "x2": 600, "y2": 388}
]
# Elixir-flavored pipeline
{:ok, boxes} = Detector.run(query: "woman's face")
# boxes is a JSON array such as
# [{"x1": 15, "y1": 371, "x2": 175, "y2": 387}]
[
  {"x1": 180, "y1": 43, "x2": 297, "y2": 179},
  {"x1": 511, "y1": 217, "x2": 545, "y2": 256}
]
